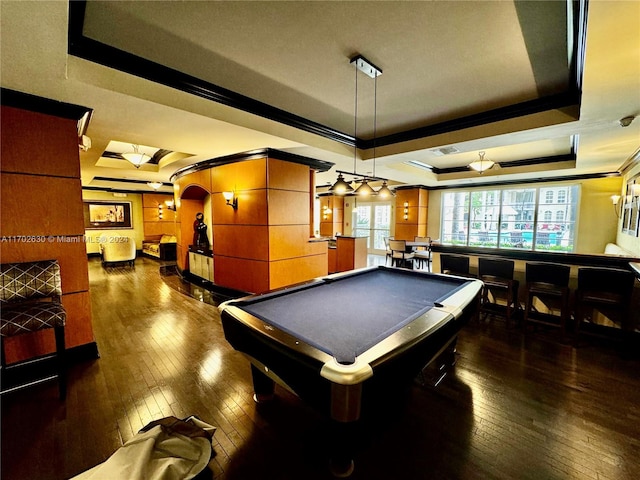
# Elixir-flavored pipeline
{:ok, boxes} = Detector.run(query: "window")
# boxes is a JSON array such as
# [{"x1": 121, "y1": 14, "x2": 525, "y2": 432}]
[
  {"x1": 558, "y1": 190, "x2": 566, "y2": 203},
  {"x1": 352, "y1": 202, "x2": 392, "y2": 252},
  {"x1": 441, "y1": 184, "x2": 579, "y2": 252}
]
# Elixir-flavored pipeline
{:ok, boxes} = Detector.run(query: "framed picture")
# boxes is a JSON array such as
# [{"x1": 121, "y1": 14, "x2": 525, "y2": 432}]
[{"x1": 84, "y1": 201, "x2": 132, "y2": 229}]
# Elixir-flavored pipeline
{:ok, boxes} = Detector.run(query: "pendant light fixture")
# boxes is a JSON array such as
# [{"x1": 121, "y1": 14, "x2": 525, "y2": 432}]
[
  {"x1": 122, "y1": 144, "x2": 152, "y2": 168},
  {"x1": 468, "y1": 151, "x2": 495, "y2": 173},
  {"x1": 329, "y1": 172, "x2": 352, "y2": 194},
  {"x1": 330, "y1": 54, "x2": 393, "y2": 197}
]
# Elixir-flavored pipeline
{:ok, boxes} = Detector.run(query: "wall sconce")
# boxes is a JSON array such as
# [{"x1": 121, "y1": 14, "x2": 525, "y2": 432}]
[
  {"x1": 165, "y1": 200, "x2": 176, "y2": 211},
  {"x1": 158, "y1": 204, "x2": 164, "y2": 220},
  {"x1": 322, "y1": 205, "x2": 331, "y2": 220},
  {"x1": 611, "y1": 195, "x2": 622, "y2": 218},
  {"x1": 223, "y1": 191, "x2": 238, "y2": 210},
  {"x1": 403, "y1": 201, "x2": 409, "y2": 220}
]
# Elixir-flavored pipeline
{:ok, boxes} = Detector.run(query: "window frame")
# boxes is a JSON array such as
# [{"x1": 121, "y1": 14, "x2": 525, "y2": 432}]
[{"x1": 440, "y1": 183, "x2": 579, "y2": 252}]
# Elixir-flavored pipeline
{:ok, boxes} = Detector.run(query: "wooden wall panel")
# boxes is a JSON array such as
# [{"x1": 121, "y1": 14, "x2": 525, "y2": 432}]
[
  {"x1": 395, "y1": 223, "x2": 420, "y2": 242},
  {"x1": 213, "y1": 225, "x2": 269, "y2": 260},
  {"x1": 211, "y1": 159, "x2": 267, "y2": 192},
  {"x1": 174, "y1": 170, "x2": 212, "y2": 198},
  {"x1": 212, "y1": 190, "x2": 268, "y2": 226},
  {"x1": 142, "y1": 193, "x2": 173, "y2": 208},
  {"x1": 143, "y1": 207, "x2": 176, "y2": 223},
  {"x1": 267, "y1": 159, "x2": 309, "y2": 192},
  {"x1": 143, "y1": 222, "x2": 177, "y2": 237},
  {"x1": 1, "y1": 106, "x2": 80, "y2": 178},
  {"x1": 214, "y1": 256, "x2": 269, "y2": 294},
  {"x1": 395, "y1": 188, "x2": 429, "y2": 240},
  {"x1": 1, "y1": 174, "x2": 84, "y2": 235},
  {"x1": 268, "y1": 190, "x2": 311, "y2": 225},
  {"x1": 61, "y1": 291, "x2": 94, "y2": 348},
  {"x1": 319, "y1": 195, "x2": 344, "y2": 237},
  {"x1": 269, "y1": 225, "x2": 327, "y2": 260},
  {"x1": 269, "y1": 255, "x2": 328, "y2": 291},
  {"x1": 1, "y1": 105, "x2": 94, "y2": 363}
]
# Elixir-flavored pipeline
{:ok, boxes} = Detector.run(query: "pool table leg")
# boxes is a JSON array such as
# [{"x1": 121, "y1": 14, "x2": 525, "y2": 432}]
[
  {"x1": 329, "y1": 420, "x2": 356, "y2": 478},
  {"x1": 250, "y1": 364, "x2": 275, "y2": 403}
]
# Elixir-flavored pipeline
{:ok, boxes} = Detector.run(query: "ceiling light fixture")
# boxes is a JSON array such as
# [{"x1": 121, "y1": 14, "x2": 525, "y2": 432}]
[
  {"x1": 122, "y1": 144, "x2": 151, "y2": 168},
  {"x1": 468, "y1": 151, "x2": 495, "y2": 173},
  {"x1": 377, "y1": 180, "x2": 394, "y2": 198},
  {"x1": 355, "y1": 178, "x2": 375, "y2": 196},
  {"x1": 330, "y1": 54, "x2": 393, "y2": 197},
  {"x1": 329, "y1": 172, "x2": 353, "y2": 195},
  {"x1": 147, "y1": 182, "x2": 163, "y2": 190}
]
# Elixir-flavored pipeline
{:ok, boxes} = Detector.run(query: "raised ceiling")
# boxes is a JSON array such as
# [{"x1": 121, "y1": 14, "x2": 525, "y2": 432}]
[{"x1": 1, "y1": 1, "x2": 639, "y2": 192}]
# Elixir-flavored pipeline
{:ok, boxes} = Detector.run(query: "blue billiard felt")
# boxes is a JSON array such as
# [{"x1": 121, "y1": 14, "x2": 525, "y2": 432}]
[{"x1": 238, "y1": 270, "x2": 467, "y2": 364}]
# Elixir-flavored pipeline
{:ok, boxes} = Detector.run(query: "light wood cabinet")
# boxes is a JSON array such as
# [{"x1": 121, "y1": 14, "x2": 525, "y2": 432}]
[{"x1": 189, "y1": 251, "x2": 214, "y2": 282}]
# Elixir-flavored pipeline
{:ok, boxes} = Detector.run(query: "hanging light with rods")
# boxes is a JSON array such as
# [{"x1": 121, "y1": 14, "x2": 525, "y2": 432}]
[
  {"x1": 122, "y1": 144, "x2": 152, "y2": 168},
  {"x1": 330, "y1": 54, "x2": 393, "y2": 197},
  {"x1": 468, "y1": 151, "x2": 495, "y2": 173}
]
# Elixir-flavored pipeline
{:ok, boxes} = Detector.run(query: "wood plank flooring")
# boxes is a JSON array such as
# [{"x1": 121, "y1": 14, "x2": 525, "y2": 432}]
[{"x1": 2, "y1": 257, "x2": 639, "y2": 480}]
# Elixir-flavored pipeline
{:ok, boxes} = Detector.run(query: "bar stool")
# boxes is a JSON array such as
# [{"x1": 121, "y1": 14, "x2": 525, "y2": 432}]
[
  {"x1": 574, "y1": 267, "x2": 635, "y2": 348},
  {"x1": 0, "y1": 260, "x2": 67, "y2": 399},
  {"x1": 440, "y1": 254, "x2": 473, "y2": 278},
  {"x1": 478, "y1": 257, "x2": 520, "y2": 327},
  {"x1": 523, "y1": 262, "x2": 571, "y2": 340}
]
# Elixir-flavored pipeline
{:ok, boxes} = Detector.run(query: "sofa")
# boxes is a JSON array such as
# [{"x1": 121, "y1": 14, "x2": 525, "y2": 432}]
[
  {"x1": 142, "y1": 235, "x2": 177, "y2": 261},
  {"x1": 100, "y1": 236, "x2": 136, "y2": 267},
  {"x1": 604, "y1": 242, "x2": 636, "y2": 257}
]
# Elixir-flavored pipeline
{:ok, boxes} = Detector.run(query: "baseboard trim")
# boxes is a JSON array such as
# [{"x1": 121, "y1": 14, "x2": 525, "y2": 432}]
[{"x1": 1, "y1": 342, "x2": 100, "y2": 393}]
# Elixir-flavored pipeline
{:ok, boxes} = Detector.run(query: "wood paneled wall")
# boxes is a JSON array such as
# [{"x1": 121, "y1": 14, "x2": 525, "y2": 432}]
[
  {"x1": 0, "y1": 106, "x2": 94, "y2": 363},
  {"x1": 142, "y1": 193, "x2": 176, "y2": 238},
  {"x1": 395, "y1": 188, "x2": 429, "y2": 240},
  {"x1": 319, "y1": 195, "x2": 344, "y2": 237},
  {"x1": 175, "y1": 156, "x2": 327, "y2": 293}
]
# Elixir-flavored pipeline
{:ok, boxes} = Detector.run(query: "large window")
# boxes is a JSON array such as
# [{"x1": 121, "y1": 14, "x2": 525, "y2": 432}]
[{"x1": 441, "y1": 185, "x2": 579, "y2": 252}]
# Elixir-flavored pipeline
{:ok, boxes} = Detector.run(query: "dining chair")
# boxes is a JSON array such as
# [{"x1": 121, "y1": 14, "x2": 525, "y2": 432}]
[
  {"x1": 383, "y1": 237, "x2": 394, "y2": 266},
  {"x1": 388, "y1": 240, "x2": 414, "y2": 269},
  {"x1": 412, "y1": 236, "x2": 432, "y2": 271}
]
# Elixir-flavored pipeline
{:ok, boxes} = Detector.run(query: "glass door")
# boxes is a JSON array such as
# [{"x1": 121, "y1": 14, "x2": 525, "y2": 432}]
[{"x1": 353, "y1": 202, "x2": 392, "y2": 255}]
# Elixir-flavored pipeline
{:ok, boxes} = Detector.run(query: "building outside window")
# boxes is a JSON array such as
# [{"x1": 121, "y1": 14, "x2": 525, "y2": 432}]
[{"x1": 441, "y1": 185, "x2": 579, "y2": 252}]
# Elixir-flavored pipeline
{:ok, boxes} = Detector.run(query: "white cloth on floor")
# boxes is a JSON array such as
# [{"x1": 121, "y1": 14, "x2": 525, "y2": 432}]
[{"x1": 70, "y1": 416, "x2": 216, "y2": 480}]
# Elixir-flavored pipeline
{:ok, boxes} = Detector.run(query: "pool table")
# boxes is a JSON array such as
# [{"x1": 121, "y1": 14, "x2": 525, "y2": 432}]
[{"x1": 219, "y1": 266, "x2": 482, "y2": 475}]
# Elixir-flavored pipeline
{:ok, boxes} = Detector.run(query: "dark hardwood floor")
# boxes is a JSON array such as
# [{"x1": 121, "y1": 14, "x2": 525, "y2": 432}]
[{"x1": 2, "y1": 257, "x2": 639, "y2": 480}]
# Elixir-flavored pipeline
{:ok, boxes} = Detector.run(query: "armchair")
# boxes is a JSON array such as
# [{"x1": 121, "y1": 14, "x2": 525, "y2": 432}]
[{"x1": 100, "y1": 236, "x2": 136, "y2": 267}]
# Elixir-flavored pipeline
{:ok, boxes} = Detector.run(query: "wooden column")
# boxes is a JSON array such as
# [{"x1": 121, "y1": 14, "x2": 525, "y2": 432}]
[
  {"x1": 178, "y1": 155, "x2": 326, "y2": 294},
  {"x1": 0, "y1": 105, "x2": 94, "y2": 363},
  {"x1": 319, "y1": 195, "x2": 344, "y2": 237},
  {"x1": 142, "y1": 193, "x2": 177, "y2": 238},
  {"x1": 395, "y1": 187, "x2": 429, "y2": 240}
]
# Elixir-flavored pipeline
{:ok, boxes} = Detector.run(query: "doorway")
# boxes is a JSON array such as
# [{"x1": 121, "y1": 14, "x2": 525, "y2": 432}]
[{"x1": 352, "y1": 202, "x2": 392, "y2": 255}]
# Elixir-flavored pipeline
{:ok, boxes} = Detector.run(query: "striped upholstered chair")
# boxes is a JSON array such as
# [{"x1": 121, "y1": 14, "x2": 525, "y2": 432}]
[{"x1": 0, "y1": 259, "x2": 67, "y2": 398}]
